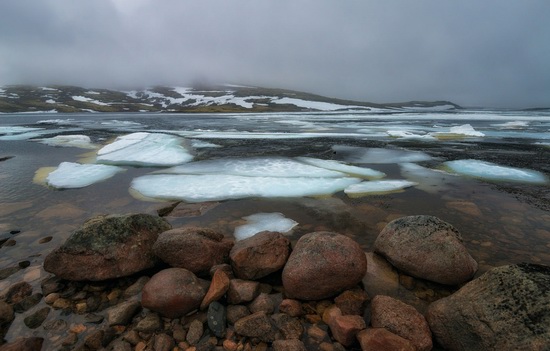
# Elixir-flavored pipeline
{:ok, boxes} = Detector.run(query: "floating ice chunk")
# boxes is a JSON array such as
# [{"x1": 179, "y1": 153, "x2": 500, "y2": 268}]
[
  {"x1": 492, "y1": 121, "x2": 529, "y2": 129},
  {"x1": 0, "y1": 126, "x2": 44, "y2": 135},
  {"x1": 444, "y1": 159, "x2": 548, "y2": 184},
  {"x1": 296, "y1": 157, "x2": 385, "y2": 179},
  {"x1": 332, "y1": 146, "x2": 432, "y2": 164},
  {"x1": 36, "y1": 135, "x2": 97, "y2": 149},
  {"x1": 162, "y1": 157, "x2": 345, "y2": 178},
  {"x1": 46, "y1": 162, "x2": 124, "y2": 189},
  {"x1": 130, "y1": 174, "x2": 361, "y2": 202},
  {"x1": 234, "y1": 213, "x2": 298, "y2": 241},
  {"x1": 387, "y1": 130, "x2": 436, "y2": 140},
  {"x1": 433, "y1": 124, "x2": 484, "y2": 138},
  {"x1": 97, "y1": 132, "x2": 193, "y2": 166},
  {"x1": 0, "y1": 127, "x2": 81, "y2": 140},
  {"x1": 400, "y1": 162, "x2": 455, "y2": 194},
  {"x1": 344, "y1": 180, "x2": 417, "y2": 196}
]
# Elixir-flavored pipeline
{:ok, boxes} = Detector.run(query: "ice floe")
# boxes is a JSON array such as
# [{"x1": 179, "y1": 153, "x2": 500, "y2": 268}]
[
  {"x1": 386, "y1": 130, "x2": 436, "y2": 140},
  {"x1": 46, "y1": 162, "x2": 124, "y2": 189},
  {"x1": 233, "y1": 213, "x2": 298, "y2": 241},
  {"x1": 443, "y1": 159, "x2": 548, "y2": 184},
  {"x1": 491, "y1": 121, "x2": 529, "y2": 129},
  {"x1": 190, "y1": 140, "x2": 222, "y2": 148},
  {"x1": 130, "y1": 174, "x2": 361, "y2": 202},
  {"x1": 295, "y1": 157, "x2": 385, "y2": 179},
  {"x1": 0, "y1": 127, "x2": 81, "y2": 140},
  {"x1": 97, "y1": 132, "x2": 193, "y2": 166},
  {"x1": 35, "y1": 135, "x2": 97, "y2": 149},
  {"x1": 161, "y1": 157, "x2": 346, "y2": 178},
  {"x1": 344, "y1": 180, "x2": 417, "y2": 196},
  {"x1": 332, "y1": 146, "x2": 432, "y2": 164},
  {"x1": 433, "y1": 124, "x2": 485, "y2": 138}
]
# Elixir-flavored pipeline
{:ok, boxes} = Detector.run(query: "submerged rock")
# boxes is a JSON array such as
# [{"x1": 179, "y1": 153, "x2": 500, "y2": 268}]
[
  {"x1": 44, "y1": 214, "x2": 171, "y2": 281},
  {"x1": 282, "y1": 231, "x2": 367, "y2": 300},
  {"x1": 374, "y1": 215, "x2": 477, "y2": 285},
  {"x1": 427, "y1": 263, "x2": 550, "y2": 351},
  {"x1": 153, "y1": 227, "x2": 233, "y2": 275}
]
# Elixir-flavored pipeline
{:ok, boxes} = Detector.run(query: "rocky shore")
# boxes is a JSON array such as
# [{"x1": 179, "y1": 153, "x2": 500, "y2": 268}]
[{"x1": 1, "y1": 213, "x2": 549, "y2": 351}]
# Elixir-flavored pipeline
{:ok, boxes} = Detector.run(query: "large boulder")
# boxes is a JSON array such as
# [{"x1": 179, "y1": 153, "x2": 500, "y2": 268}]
[
  {"x1": 374, "y1": 215, "x2": 477, "y2": 285},
  {"x1": 282, "y1": 231, "x2": 367, "y2": 300},
  {"x1": 141, "y1": 268, "x2": 208, "y2": 318},
  {"x1": 44, "y1": 214, "x2": 171, "y2": 281},
  {"x1": 153, "y1": 227, "x2": 233, "y2": 275},
  {"x1": 427, "y1": 263, "x2": 550, "y2": 351},
  {"x1": 230, "y1": 231, "x2": 291, "y2": 280}
]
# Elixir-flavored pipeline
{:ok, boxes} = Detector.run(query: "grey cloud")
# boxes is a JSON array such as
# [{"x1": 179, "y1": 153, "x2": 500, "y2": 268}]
[{"x1": 1, "y1": 0, "x2": 549, "y2": 108}]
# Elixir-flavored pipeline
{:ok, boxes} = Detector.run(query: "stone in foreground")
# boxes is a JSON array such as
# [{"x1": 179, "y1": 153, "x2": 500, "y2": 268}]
[
  {"x1": 427, "y1": 263, "x2": 550, "y2": 351},
  {"x1": 153, "y1": 227, "x2": 233, "y2": 275},
  {"x1": 357, "y1": 328, "x2": 415, "y2": 351},
  {"x1": 371, "y1": 295, "x2": 432, "y2": 351},
  {"x1": 374, "y1": 215, "x2": 477, "y2": 285},
  {"x1": 44, "y1": 214, "x2": 171, "y2": 281},
  {"x1": 282, "y1": 231, "x2": 367, "y2": 300},
  {"x1": 230, "y1": 231, "x2": 291, "y2": 280},
  {"x1": 141, "y1": 268, "x2": 208, "y2": 318}
]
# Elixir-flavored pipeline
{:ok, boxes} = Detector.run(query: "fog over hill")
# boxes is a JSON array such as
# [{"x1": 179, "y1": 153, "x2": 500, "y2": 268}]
[{"x1": 0, "y1": 85, "x2": 460, "y2": 114}]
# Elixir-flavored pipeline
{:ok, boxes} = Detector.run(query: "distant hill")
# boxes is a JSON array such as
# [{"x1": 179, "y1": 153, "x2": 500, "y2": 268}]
[{"x1": 0, "y1": 84, "x2": 461, "y2": 113}]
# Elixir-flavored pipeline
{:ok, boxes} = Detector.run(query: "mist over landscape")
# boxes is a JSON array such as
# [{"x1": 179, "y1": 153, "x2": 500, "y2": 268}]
[{"x1": 1, "y1": 0, "x2": 549, "y2": 108}]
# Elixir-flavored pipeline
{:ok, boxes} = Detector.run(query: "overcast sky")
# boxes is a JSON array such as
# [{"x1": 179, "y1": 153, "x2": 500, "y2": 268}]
[{"x1": 1, "y1": 1, "x2": 549, "y2": 108}]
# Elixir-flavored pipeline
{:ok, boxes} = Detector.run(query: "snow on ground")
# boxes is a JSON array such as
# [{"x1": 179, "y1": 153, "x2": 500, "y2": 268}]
[
  {"x1": 130, "y1": 174, "x2": 361, "y2": 202},
  {"x1": 233, "y1": 213, "x2": 298, "y2": 241},
  {"x1": 295, "y1": 157, "x2": 385, "y2": 179},
  {"x1": 35, "y1": 135, "x2": 97, "y2": 149},
  {"x1": 270, "y1": 97, "x2": 367, "y2": 111},
  {"x1": 332, "y1": 146, "x2": 432, "y2": 164},
  {"x1": 443, "y1": 159, "x2": 548, "y2": 184},
  {"x1": 46, "y1": 162, "x2": 124, "y2": 189},
  {"x1": 161, "y1": 157, "x2": 346, "y2": 178},
  {"x1": 72, "y1": 96, "x2": 110, "y2": 106},
  {"x1": 45, "y1": 99, "x2": 57, "y2": 104},
  {"x1": 97, "y1": 132, "x2": 193, "y2": 166},
  {"x1": 40, "y1": 87, "x2": 58, "y2": 91},
  {"x1": 344, "y1": 180, "x2": 417, "y2": 196}
]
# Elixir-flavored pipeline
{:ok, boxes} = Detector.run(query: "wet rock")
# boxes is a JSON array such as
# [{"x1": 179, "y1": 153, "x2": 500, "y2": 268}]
[
  {"x1": 227, "y1": 305, "x2": 250, "y2": 324},
  {"x1": 0, "y1": 266, "x2": 20, "y2": 280},
  {"x1": 271, "y1": 313, "x2": 303, "y2": 340},
  {"x1": 234, "y1": 311, "x2": 278, "y2": 343},
  {"x1": 13, "y1": 293, "x2": 43, "y2": 313},
  {"x1": 227, "y1": 279, "x2": 260, "y2": 304},
  {"x1": 43, "y1": 213, "x2": 171, "y2": 281},
  {"x1": 135, "y1": 312, "x2": 162, "y2": 333},
  {"x1": 3, "y1": 281, "x2": 32, "y2": 304},
  {"x1": 200, "y1": 269, "x2": 230, "y2": 310},
  {"x1": 334, "y1": 289, "x2": 369, "y2": 316},
  {"x1": 356, "y1": 328, "x2": 415, "y2": 351},
  {"x1": 272, "y1": 339, "x2": 307, "y2": 351},
  {"x1": 84, "y1": 313, "x2": 104, "y2": 324},
  {"x1": 43, "y1": 319, "x2": 67, "y2": 332},
  {"x1": 106, "y1": 300, "x2": 141, "y2": 326},
  {"x1": 154, "y1": 333, "x2": 175, "y2": 351},
  {"x1": 23, "y1": 306, "x2": 50, "y2": 329},
  {"x1": 282, "y1": 232, "x2": 367, "y2": 300},
  {"x1": 229, "y1": 231, "x2": 291, "y2": 280},
  {"x1": 427, "y1": 263, "x2": 550, "y2": 351},
  {"x1": 279, "y1": 299, "x2": 303, "y2": 317},
  {"x1": 374, "y1": 215, "x2": 477, "y2": 285},
  {"x1": 0, "y1": 301, "x2": 15, "y2": 325},
  {"x1": 186, "y1": 319, "x2": 204, "y2": 345},
  {"x1": 371, "y1": 295, "x2": 432, "y2": 351},
  {"x1": 141, "y1": 268, "x2": 208, "y2": 318},
  {"x1": 40, "y1": 275, "x2": 64, "y2": 296},
  {"x1": 207, "y1": 301, "x2": 226, "y2": 338},
  {"x1": 249, "y1": 293, "x2": 275, "y2": 314},
  {"x1": 110, "y1": 340, "x2": 132, "y2": 351},
  {"x1": 123, "y1": 276, "x2": 150, "y2": 298},
  {"x1": 0, "y1": 337, "x2": 44, "y2": 351},
  {"x1": 328, "y1": 315, "x2": 366, "y2": 347},
  {"x1": 153, "y1": 227, "x2": 233, "y2": 275}
]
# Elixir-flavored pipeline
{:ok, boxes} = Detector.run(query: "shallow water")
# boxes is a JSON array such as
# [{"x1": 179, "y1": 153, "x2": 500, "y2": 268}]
[{"x1": 1, "y1": 110, "x2": 549, "y2": 347}]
